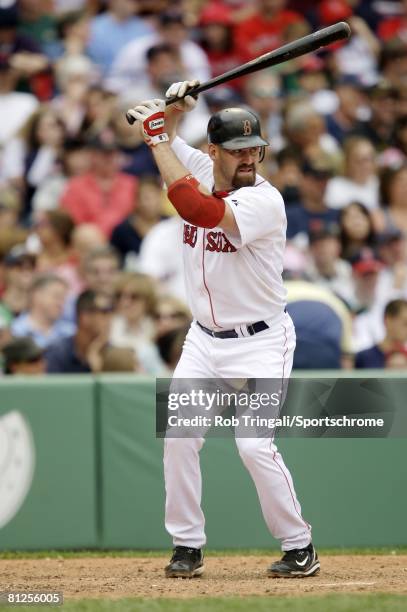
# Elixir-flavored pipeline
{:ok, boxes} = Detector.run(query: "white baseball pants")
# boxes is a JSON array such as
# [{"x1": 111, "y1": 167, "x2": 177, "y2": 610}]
[{"x1": 164, "y1": 311, "x2": 312, "y2": 551}]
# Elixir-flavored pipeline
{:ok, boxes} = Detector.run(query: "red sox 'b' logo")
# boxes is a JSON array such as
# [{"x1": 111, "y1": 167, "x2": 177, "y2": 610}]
[{"x1": 243, "y1": 119, "x2": 252, "y2": 136}]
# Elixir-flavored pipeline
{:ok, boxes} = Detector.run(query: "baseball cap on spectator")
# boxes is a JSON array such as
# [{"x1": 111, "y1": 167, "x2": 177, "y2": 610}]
[
  {"x1": 302, "y1": 158, "x2": 334, "y2": 179},
  {"x1": 319, "y1": 0, "x2": 352, "y2": 25},
  {"x1": 350, "y1": 248, "x2": 384, "y2": 275},
  {"x1": 309, "y1": 221, "x2": 340, "y2": 244},
  {"x1": 2, "y1": 337, "x2": 44, "y2": 371},
  {"x1": 86, "y1": 130, "x2": 118, "y2": 152},
  {"x1": 199, "y1": 3, "x2": 233, "y2": 27},
  {"x1": 4, "y1": 245, "x2": 36, "y2": 267}
]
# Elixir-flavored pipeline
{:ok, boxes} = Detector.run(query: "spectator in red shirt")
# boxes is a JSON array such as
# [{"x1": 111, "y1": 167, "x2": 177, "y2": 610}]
[
  {"x1": 61, "y1": 131, "x2": 137, "y2": 237},
  {"x1": 234, "y1": 0, "x2": 304, "y2": 62},
  {"x1": 198, "y1": 3, "x2": 241, "y2": 88},
  {"x1": 378, "y1": 0, "x2": 407, "y2": 42}
]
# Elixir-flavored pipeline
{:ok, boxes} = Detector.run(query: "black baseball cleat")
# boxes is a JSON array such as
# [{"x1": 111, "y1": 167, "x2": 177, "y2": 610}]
[
  {"x1": 165, "y1": 546, "x2": 204, "y2": 578},
  {"x1": 267, "y1": 543, "x2": 320, "y2": 578}
]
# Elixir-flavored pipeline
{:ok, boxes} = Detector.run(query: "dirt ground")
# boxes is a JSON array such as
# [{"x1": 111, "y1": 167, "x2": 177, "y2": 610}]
[
  {"x1": 1, "y1": 555, "x2": 407, "y2": 600},
  {"x1": 0, "y1": 555, "x2": 407, "y2": 599}
]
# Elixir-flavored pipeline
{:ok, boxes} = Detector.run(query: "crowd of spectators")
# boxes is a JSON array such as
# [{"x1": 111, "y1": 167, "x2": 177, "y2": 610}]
[{"x1": 1, "y1": 0, "x2": 407, "y2": 374}]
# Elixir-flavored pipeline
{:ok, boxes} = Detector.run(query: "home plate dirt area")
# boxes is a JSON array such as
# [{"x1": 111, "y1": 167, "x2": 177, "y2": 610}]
[{"x1": 1, "y1": 555, "x2": 407, "y2": 599}]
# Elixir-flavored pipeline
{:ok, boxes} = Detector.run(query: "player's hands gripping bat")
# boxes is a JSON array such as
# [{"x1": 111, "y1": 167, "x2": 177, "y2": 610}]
[
  {"x1": 165, "y1": 80, "x2": 200, "y2": 112},
  {"x1": 126, "y1": 99, "x2": 169, "y2": 147},
  {"x1": 126, "y1": 81, "x2": 200, "y2": 142}
]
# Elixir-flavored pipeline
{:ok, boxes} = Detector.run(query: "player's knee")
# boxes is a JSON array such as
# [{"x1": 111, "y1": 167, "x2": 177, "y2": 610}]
[
  {"x1": 236, "y1": 437, "x2": 262, "y2": 462},
  {"x1": 236, "y1": 437, "x2": 275, "y2": 464}
]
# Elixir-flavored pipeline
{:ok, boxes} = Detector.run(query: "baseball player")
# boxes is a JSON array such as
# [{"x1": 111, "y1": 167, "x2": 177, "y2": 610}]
[{"x1": 127, "y1": 80, "x2": 320, "y2": 579}]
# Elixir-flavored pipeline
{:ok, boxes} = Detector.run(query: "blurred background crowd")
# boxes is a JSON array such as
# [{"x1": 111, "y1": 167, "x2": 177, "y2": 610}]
[{"x1": 1, "y1": 0, "x2": 407, "y2": 375}]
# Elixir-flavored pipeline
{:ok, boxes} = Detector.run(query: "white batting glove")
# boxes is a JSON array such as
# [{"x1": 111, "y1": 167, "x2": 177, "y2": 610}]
[
  {"x1": 165, "y1": 80, "x2": 200, "y2": 112},
  {"x1": 126, "y1": 99, "x2": 169, "y2": 147}
]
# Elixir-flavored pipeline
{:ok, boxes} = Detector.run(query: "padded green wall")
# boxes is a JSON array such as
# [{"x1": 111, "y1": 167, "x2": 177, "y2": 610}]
[
  {"x1": 0, "y1": 377, "x2": 98, "y2": 550},
  {"x1": 0, "y1": 375, "x2": 405, "y2": 550}
]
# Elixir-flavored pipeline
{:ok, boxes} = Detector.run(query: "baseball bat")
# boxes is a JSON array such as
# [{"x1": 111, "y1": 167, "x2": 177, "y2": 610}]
[{"x1": 126, "y1": 21, "x2": 351, "y2": 124}]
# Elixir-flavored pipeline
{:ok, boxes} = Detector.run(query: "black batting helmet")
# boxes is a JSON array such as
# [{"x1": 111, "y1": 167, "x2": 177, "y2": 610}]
[{"x1": 207, "y1": 108, "x2": 269, "y2": 150}]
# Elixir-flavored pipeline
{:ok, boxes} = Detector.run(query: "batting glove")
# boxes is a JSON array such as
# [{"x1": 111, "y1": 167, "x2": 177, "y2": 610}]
[
  {"x1": 126, "y1": 99, "x2": 169, "y2": 147},
  {"x1": 165, "y1": 80, "x2": 200, "y2": 112}
]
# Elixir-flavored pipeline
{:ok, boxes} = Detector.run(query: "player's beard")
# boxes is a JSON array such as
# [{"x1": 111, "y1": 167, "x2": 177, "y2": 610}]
[{"x1": 231, "y1": 163, "x2": 256, "y2": 188}]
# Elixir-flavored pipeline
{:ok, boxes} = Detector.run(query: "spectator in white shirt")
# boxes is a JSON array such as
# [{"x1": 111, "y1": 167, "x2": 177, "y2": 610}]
[
  {"x1": 305, "y1": 222, "x2": 353, "y2": 303},
  {"x1": 110, "y1": 271, "x2": 163, "y2": 374},
  {"x1": 325, "y1": 136, "x2": 379, "y2": 211},
  {"x1": 319, "y1": 2, "x2": 380, "y2": 86},
  {"x1": 348, "y1": 249, "x2": 386, "y2": 351},
  {"x1": 32, "y1": 137, "x2": 91, "y2": 213},
  {"x1": 0, "y1": 56, "x2": 38, "y2": 177},
  {"x1": 51, "y1": 54, "x2": 97, "y2": 137},
  {"x1": 138, "y1": 216, "x2": 185, "y2": 302}
]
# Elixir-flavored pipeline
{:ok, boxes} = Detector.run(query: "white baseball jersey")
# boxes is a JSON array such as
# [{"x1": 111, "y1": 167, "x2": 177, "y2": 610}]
[{"x1": 171, "y1": 136, "x2": 287, "y2": 330}]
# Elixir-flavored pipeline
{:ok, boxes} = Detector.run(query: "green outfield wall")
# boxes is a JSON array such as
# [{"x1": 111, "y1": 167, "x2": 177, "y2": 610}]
[
  {"x1": 0, "y1": 377, "x2": 98, "y2": 550},
  {"x1": 0, "y1": 374, "x2": 406, "y2": 551}
]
